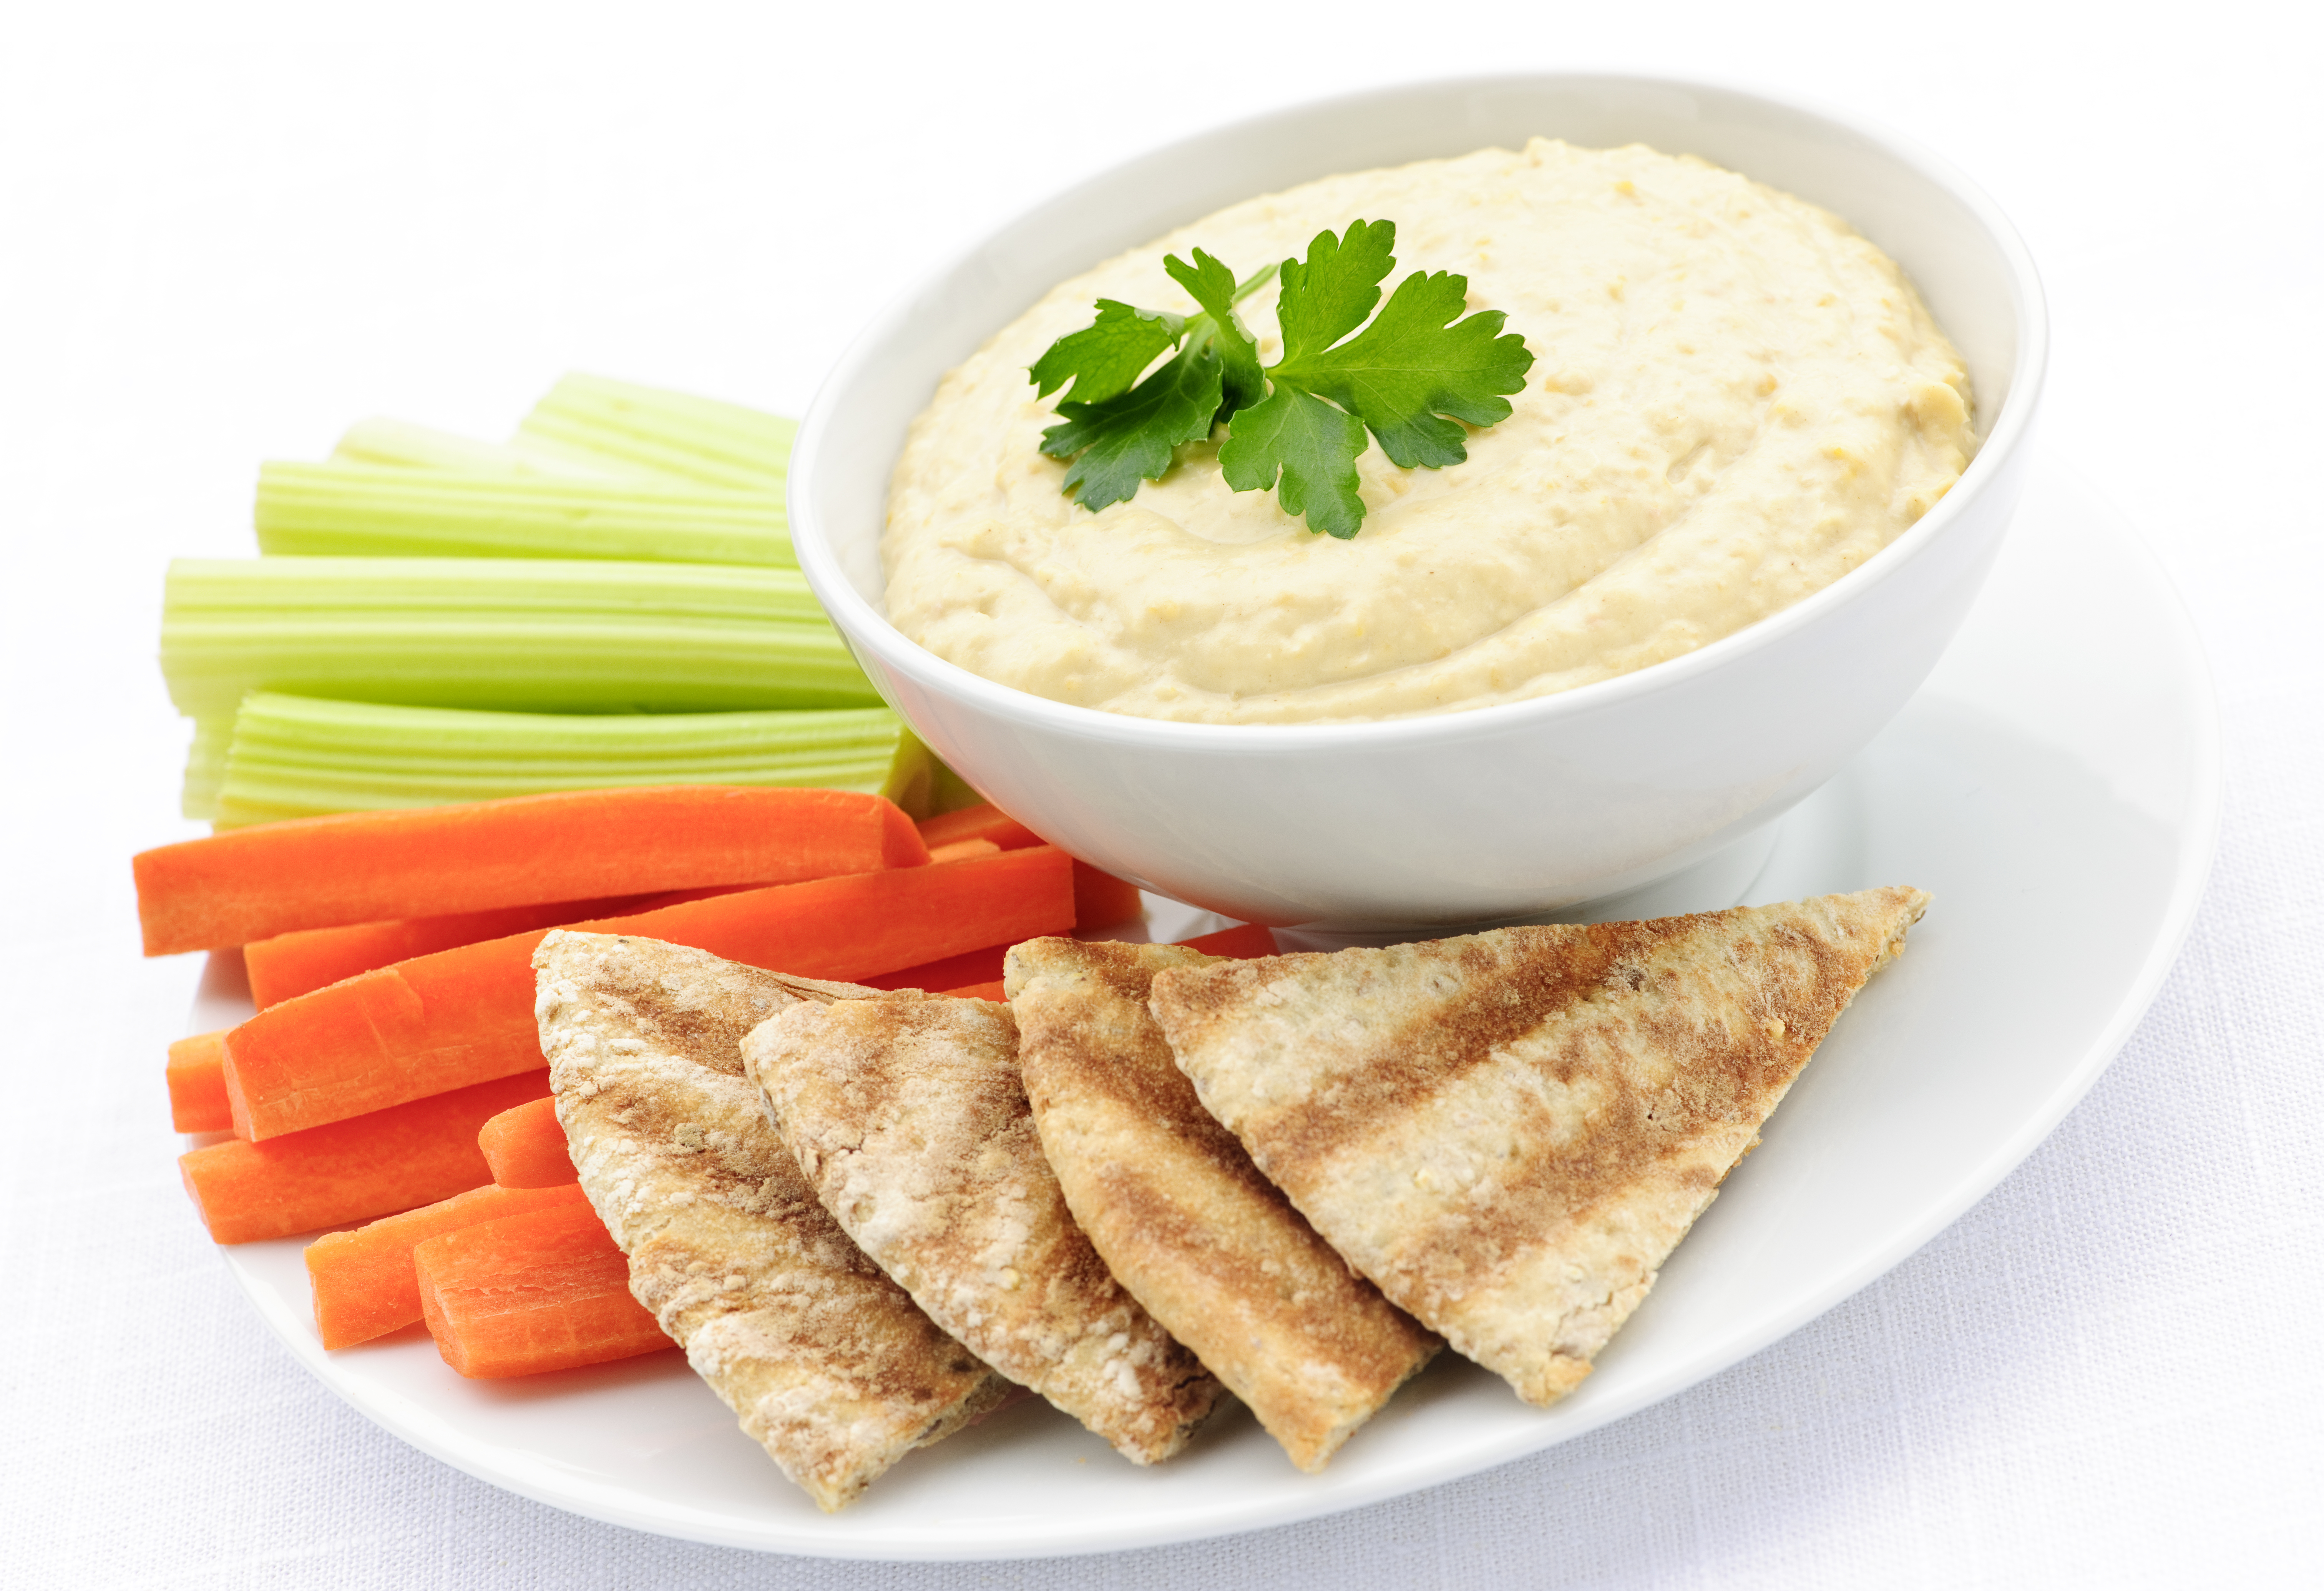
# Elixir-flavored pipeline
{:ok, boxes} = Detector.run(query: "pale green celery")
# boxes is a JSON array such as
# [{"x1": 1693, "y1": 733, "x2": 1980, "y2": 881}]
[
  {"x1": 203, "y1": 693, "x2": 932, "y2": 828},
  {"x1": 181, "y1": 716, "x2": 236, "y2": 821},
  {"x1": 160, "y1": 557, "x2": 880, "y2": 723},
  {"x1": 513, "y1": 373, "x2": 795, "y2": 490},
  {"x1": 254, "y1": 461, "x2": 792, "y2": 565},
  {"x1": 331, "y1": 418, "x2": 609, "y2": 478},
  {"x1": 927, "y1": 759, "x2": 988, "y2": 816}
]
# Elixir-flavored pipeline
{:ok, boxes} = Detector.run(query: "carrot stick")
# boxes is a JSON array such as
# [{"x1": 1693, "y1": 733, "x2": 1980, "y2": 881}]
[
  {"x1": 916, "y1": 802, "x2": 1041, "y2": 852},
  {"x1": 135, "y1": 785, "x2": 930, "y2": 956},
  {"x1": 915, "y1": 801, "x2": 1139, "y2": 927},
  {"x1": 862, "y1": 942, "x2": 1009, "y2": 993},
  {"x1": 246, "y1": 892, "x2": 667, "y2": 1008},
  {"x1": 416, "y1": 1204, "x2": 670, "y2": 1378},
  {"x1": 1073, "y1": 860, "x2": 1145, "y2": 929},
  {"x1": 478, "y1": 1096, "x2": 577, "y2": 1188},
  {"x1": 246, "y1": 884, "x2": 759, "y2": 1008},
  {"x1": 942, "y1": 980, "x2": 1009, "y2": 1002},
  {"x1": 607, "y1": 845, "x2": 1072, "y2": 977},
  {"x1": 223, "y1": 845, "x2": 1075, "y2": 1140},
  {"x1": 180, "y1": 1070, "x2": 549, "y2": 1244},
  {"x1": 1177, "y1": 922, "x2": 1278, "y2": 958},
  {"x1": 168, "y1": 1031, "x2": 233, "y2": 1133},
  {"x1": 305, "y1": 1181, "x2": 594, "y2": 1348},
  {"x1": 925, "y1": 837, "x2": 1001, "y2": 865}
]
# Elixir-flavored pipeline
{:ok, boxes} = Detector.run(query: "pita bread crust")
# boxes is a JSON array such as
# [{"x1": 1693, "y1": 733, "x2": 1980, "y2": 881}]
[
  {"x1": 532, "y1": 931, "x2": 1006, "y2": 1513},
  {"x1": 745, "y1": 992, "x2": 1223, "y2": 1465},
  {"x1": 1148, "y1": 888, "x2": 1929, "y2": 1407},
  {"x1": 1007, "y1": 937, "x2": 1440, "y2": 1472}
]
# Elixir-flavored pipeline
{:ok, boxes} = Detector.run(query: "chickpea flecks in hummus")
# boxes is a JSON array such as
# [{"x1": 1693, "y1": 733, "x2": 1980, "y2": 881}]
[{"x1": 883, "y1": 139, "x2": 1976, "y2": 724}]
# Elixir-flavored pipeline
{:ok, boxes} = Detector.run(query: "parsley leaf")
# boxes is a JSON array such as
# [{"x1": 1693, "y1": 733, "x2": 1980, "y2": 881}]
[
  {"x1": 1033, "y1": 247, "x2": 1266, "y2": 512},
  {"x1": 1029, "y1": 219, "x2": 1533, "y2": 536},
  {"x1": 1164, "y1": 249, "x2": 1265, "y2": 419},
  {"x1": 1217, "y1": 385, "x2": 1370, "y2": 539},
  {"x1": 1041, "y1": 346, "x2": 1222, "y2": 513},
  {"x1": 1274, "y1": 260, "x2": 1530, "y2": 470},
  {"x1": 1273, "y1": 218, "x2": 1396, "y2": 363},
  {"x1": 1028, "y1": 300, "x2": 1183, "y2": 406}
]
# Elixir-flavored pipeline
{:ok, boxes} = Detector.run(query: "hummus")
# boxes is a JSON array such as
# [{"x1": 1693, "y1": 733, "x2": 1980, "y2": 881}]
[{"x1": 883, "y1": 139, "x2": 1975, "y2": 723}]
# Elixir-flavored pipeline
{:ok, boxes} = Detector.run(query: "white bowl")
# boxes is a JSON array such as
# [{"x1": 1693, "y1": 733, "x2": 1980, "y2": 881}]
[{"x1": 789, "y1": 74, "x2": 2047, "y2": 931}]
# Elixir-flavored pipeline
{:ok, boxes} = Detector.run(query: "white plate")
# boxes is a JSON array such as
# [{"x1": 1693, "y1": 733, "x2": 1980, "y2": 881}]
[{"x1": 194, "y1": 461, "x2": 2218, "y2": 1560}]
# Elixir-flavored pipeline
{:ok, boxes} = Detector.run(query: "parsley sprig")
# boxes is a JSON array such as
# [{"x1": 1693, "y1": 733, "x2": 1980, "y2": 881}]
[{"x1": 1028, "y1": 220, "x2": 1533, "y2": 539}]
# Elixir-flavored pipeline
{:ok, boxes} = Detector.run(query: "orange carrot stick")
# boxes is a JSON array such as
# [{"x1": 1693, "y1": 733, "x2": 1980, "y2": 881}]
[
  {"x1": 135, "y1": 785, "x2": 930, "y2": 956},
  {"x1": 916, "y1": 802, "x2": 1041, "y2": 852},
  {"x1": 179, "y1": 1070, "x2": 549, "y2": 1244},
  {"x1": 168, "y1": 1031, "x2": 233, "y2": 1133},
  {"x1": 925, "y1": 837, "x2": 1001, "y2": 865},
  {"x1": 862, "y1": 941, "x2": 1009, "y2": 993},
  {"x1": 416, "y1": 1204, "x2": 670, "y2": 1378},
  {"x1": 906, "y1": 799, "x2": 1134, "y2": 924},
  {"x1": 916, "y1": 801, "x2": 1140, "y2": 927},
  {"x1": 479, "y1": 1096, "x2": 576, "y2": 1188},
  {"x1": 305, "y1": 1181, "x2": 594, "y2": 1349},
  {"x1": 243, "y1": 884, "x2": 759, "y2": 1008},
  {"x1": 1073, "y1": 860, "x2": 1145, "y2": 929},
  {"x1": 222, "y1": 845, "x2": 1076, "y2": 1140},
  {"x1": 246, "y1": 892, "x2": 664, "y2": 1008},
  {"x1": 626, "y1": 844, "x2": 1072, "y2": 977},
  {"x1": 1178, "y1": 923, "x2": 1278, "y2": 958}
]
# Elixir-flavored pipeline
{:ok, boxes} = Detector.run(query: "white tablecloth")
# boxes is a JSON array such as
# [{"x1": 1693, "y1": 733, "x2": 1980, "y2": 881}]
[{"x1": 6, "y1": 4, "x2": 2318, "y2": 1584}]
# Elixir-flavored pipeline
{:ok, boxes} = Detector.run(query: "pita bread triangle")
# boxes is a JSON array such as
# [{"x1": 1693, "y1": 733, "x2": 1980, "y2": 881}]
[
  {"x1": 1147, "y1": 887, "x2": 1929, "y2": 1407},
  {"x1": 744, "y1": 990, "x2": 1225, "y2": 1465},
  {"x1": 532, "y1": 931, "x2": 1009, "y2": 1513},
  {"x1": 1006, "y1": 936, "x2": 1439, "y2": 1472}
]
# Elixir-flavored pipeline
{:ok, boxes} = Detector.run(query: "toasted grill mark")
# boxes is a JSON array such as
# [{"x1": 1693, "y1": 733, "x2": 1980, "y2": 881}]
[
  {"x1": 1081, "y1": 1153, "x2": 1431, "y2": 1388},
  {"x1": 747, "y1": 989, "x2": 1223, "y2": 1466},
  {"x1": 1012, "y1": 940, "x2": 1229, "y2": 1132},
  {"x1": 532, "y1": 931, "x2": 1004, "y2": 1512},
  {"x1": 1149, "y1": 889, "x2": 1928, "y2": 1409},
  {"x1": 1157, "y1": 922, "x2": 1705, "y2": 1189},
  {"x1": 1010, "y1": 935, "x2": 1439, "y2": 1471},
  {"x1": 1361, "y1": 976, "x2": 1803, "y2": 1312}
]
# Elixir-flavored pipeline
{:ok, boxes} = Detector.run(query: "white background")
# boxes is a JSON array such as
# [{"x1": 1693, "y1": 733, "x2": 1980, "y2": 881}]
[{"x1": 5, "y1": 2, "x2": 2319, "y2": 1586}]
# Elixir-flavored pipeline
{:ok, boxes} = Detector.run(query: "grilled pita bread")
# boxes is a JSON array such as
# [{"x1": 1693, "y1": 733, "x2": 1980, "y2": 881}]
[
  {"x1": 744, "y1": 991, "x2": 1225, "y2": 1464},
  {"x1": 1148, "y1": 888, "x2": 1929, "y2": 1408},
  {"x1": 532, "y1": 931, "x2": 1008, "y2": 1512},
  {"x1": 1006, "y1": 937, "x2": 1439, "y2": 1472}
]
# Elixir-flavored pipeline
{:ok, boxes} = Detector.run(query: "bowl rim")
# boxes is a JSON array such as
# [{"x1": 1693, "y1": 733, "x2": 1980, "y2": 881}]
[{"x1": 789, "y1": 70, "x2": 2049, "y2": 756}]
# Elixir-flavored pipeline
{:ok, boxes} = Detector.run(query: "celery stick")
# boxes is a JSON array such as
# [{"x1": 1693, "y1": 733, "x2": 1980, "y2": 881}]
[
  {"x1": 514, "y1": 373, "x2": 794, "y2": 490},
  {"x1": 205, "y1": 694, "x2": 932, "y2": 827},
  {"x1": 254, "y1": 462, "x2": 793, "y2": 565},
  {"x1": 927, "y1": 760, "x2": 992, "y2": 815},
  {"x1": 331, "y1": 418, "x2": 639, "y2": 480},
  {"x1": 160, "y1": 558, "x2": 880, "y2": 721},
  {"x1": 180, "y1": 716, "x2": 236, "y2": 821}
]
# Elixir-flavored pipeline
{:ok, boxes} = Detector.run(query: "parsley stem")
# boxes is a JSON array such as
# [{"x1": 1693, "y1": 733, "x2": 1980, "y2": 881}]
[{"x1": 1231, "y1": 264, "x2": 1274, "y2": 304}]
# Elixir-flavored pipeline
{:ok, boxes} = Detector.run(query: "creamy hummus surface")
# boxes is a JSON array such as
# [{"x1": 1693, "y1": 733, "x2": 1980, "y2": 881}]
[{"x1": 883, "y1": 139, "x2": 1976, "y2": 723}]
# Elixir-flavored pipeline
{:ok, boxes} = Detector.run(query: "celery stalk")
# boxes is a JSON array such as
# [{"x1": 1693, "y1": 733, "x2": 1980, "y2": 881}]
[
  {"x1": 200, "y1": 694, "x2": 932, "y2": 827},
  {"x1": 160, "y1": 557, "x2": 880, "y2": 721},
  {"x1": 928, "y1": 759, "x2": 987, "y2": 815},
  {"x1": 253, "y1": 462, "x2": 792, "y2": 565},
  {"x1": 330, "y1": 418, "x2": 634, "y2": 479},
  {"x1": 514, "y1": 373, "x2": 793, "y2": 490},
  {"x1": 180, "y1": 716, "x2": 236, "y2": 822}
]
